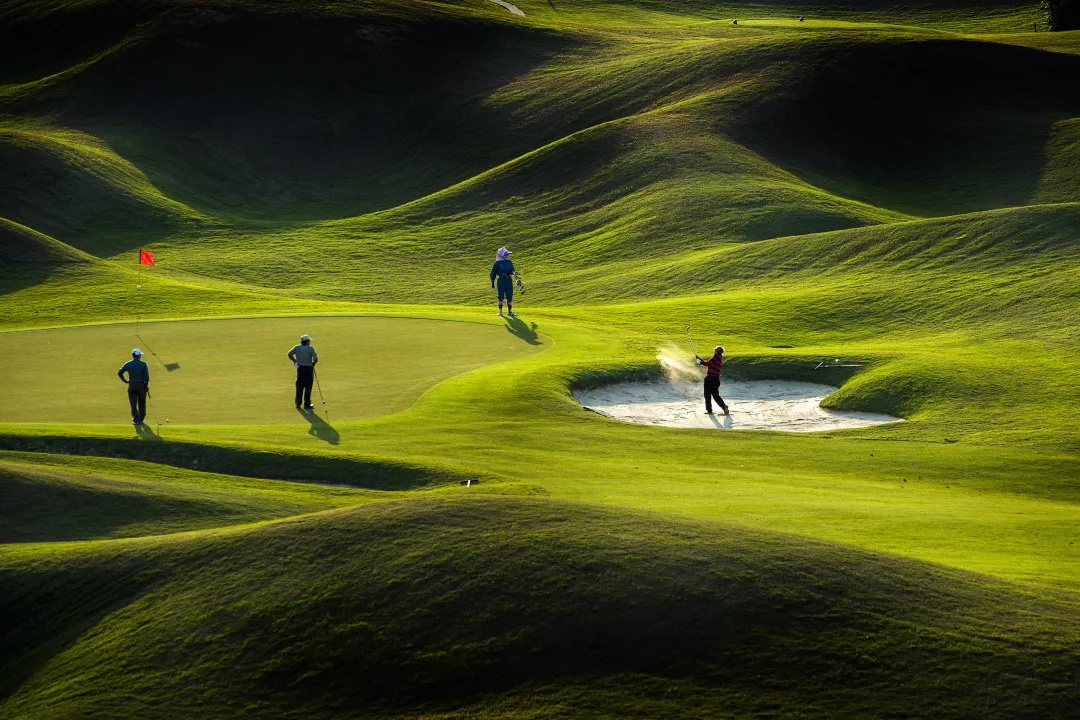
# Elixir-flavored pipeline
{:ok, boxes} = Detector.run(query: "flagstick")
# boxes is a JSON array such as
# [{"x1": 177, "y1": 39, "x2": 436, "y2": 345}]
[{"x1": 136, "y1": 260, "x2": 143, "y2": 336}]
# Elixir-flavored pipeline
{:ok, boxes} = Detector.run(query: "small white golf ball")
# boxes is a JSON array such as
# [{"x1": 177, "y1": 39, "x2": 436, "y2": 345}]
[
  {"x1": 136, "y1": 285, "x2": 142, "y2": 290},
  {"x1": 166, "y1": 418, "x2": 170, "y2": 422}
]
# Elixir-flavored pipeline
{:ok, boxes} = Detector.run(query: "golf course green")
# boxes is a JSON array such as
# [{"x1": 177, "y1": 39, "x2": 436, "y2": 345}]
[
  {"x1": 0, "y1": 316, "x2": 546, "y2": 424},
  {"x1": 2, "y1": 0, "x2": 1079, "y2": 717}
]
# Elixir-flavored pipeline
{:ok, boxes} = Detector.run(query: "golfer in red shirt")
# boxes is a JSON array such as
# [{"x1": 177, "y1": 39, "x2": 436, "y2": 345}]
[{"x1": 695, "y1": 346, "x2": 729, "y2": 416}]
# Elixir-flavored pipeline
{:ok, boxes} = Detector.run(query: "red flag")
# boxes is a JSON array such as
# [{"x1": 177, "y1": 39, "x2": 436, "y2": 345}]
[{"x1": 139, "y1": 248, "x2": 155, "y2": 266}]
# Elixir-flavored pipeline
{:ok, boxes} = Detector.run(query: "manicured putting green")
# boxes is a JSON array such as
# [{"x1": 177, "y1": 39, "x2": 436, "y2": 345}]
[{"x1": 0, "y1": 316, "x2": 545, "y2": 425}]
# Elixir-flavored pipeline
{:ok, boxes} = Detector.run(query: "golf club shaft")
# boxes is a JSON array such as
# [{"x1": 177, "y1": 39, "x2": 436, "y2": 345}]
[
  {"x1": 684, "y1": 326, "x2": 699, "y2": 356},
  {"x1": 147, "y1": 388, "x2": 160, "y2": 427},
  {"x1": 314, "y1": 368, "x2": 326, "y2": 404}
]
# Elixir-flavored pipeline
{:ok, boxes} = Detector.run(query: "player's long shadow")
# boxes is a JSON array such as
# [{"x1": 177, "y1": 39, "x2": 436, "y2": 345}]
[
  {"x1": 504, "y1": 316, "x2": 541, "y2": 345},
  {"x1": 298, "y1": 408, "x2": 340, "y2": 445},
  {"x1": 134, "y1": 423, "x2": 161, "y2": 440},
  {"x1": 707, "y1": 413, "x2": 734, "y2": 429}
]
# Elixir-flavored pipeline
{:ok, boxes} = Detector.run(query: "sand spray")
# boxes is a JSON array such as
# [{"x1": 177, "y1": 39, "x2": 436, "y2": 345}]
[{"x1": 656, "y1": 344, "x2": 702, "y2": 384}]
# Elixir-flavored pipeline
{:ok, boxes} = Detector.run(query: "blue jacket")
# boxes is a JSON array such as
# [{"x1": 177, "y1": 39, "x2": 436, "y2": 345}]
[
  {"x1": 118, "y1": 359, "x2": 150, "y2": 384},
  {"x1": 490, "y1": 259, "x2": 515, "y2": 283}
]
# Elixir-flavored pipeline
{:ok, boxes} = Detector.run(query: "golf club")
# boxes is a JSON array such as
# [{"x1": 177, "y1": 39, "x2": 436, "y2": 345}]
[
  {"x1": 684, "y1": 325, "x2": 699, "y2": 356},
  {"x1": 147, "y1": 388, "x2": 161, "y2": 432},
  {"x1": 314, "y1": 367, "x2": 329, "y2": 420}
]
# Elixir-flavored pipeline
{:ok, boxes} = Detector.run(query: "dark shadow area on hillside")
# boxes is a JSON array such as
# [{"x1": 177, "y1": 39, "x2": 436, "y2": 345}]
[
  {"x1": 504, "y1": 316, "x2": 541, "y2": 345},
  {"x1": 0, "y1": 3, "x2": 152, "y2": 86},
  {"x1": 0, "y1": 265, "x2": 58, "y2": 296},
  {"x1": 0, "y1": 561, "x2": 158, "y2": 705},
  {"x1": 0, "y1": 136, "x2": 200, "y2": 257},
  {"x1": 0, "y1": 467, "x2": 215, "y2": 544},
  {"x1": 0, "y1": 218, "x2": 92, "y2": 294},
  {"x1": 0, "y1": 7, "x2": 579, "y2": 223},
  {"x1": 0, "y1": 435, "x2": 456, "y2": 490},
  {"x1": 298, "y1": 408, "x2": 340, "y2": 445},
  {"x1": 727, "y1": 39, "x2": 1080, "y2": 216}
]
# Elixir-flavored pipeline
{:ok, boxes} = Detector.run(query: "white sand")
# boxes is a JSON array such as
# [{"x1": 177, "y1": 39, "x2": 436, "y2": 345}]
[
  {"x1": 573, "y1": 380, "x2": 900, "y2": 432},
  {"x1": 489, "y1": 0, "x2": 525, "y2": 15}
]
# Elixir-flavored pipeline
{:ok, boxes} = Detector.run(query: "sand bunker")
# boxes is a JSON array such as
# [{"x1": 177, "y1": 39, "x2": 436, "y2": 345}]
[
  {"x1": 574, "y1": 380, "x2": 900, "y2": 432},
  {"x1": 489, "y1": 0, "x2": 525, "y2": 15}
]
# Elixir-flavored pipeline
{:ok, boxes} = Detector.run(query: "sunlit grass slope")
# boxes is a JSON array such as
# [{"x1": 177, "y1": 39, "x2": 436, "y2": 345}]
[
  {"x1": 3, "y1": 498, "x2": 1078, "y2": 719},
  {"x1": 1, "y1": 0, "x2": 1080, "y2": 715}
]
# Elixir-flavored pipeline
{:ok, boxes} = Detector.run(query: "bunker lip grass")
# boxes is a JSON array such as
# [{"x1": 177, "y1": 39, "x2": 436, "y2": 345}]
[{"x1": 573, "y1": 380, "x2": 901, "y2": 432}]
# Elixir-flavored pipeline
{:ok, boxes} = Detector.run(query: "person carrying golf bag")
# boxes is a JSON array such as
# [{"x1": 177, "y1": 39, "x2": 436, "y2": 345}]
[
  {"x1": 287, "y1": 334, "x2": 319, "y2": 410},
  {"x1": 117, "y1": 348, "x2": 150, "y2": 425},
  {"x1": 696, "y1": 345, "x2": 729, "y2": 416},
  {"x1": 490, "y1": 247, "x2": 517, "y2": 318}
]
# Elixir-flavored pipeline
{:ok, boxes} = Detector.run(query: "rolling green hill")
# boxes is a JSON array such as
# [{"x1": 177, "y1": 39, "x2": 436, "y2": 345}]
[
  {"x1": 3, "y1": 498, "x2": 1079, "y2": 719},
  {"x1": 1, "y1": 0, "x2": 1079, "y2": 716}
]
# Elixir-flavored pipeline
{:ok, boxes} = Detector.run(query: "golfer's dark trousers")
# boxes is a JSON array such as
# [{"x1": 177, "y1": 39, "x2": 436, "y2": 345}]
[
  {"x1": 704, "y1": 374, "x2": 727, "y2": 413},
  {"x1": 128, "y1": 382, "x2": 148, "y2": 423},
  {"x1": 295, "y1": 366, "x2": 314, "y2": 407}
]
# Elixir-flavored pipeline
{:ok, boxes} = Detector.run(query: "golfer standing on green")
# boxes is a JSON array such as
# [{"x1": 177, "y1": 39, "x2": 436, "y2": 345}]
[
  {"x1": 288, "y1": 334, "x2": 318, "y2": 410},
  {"x1": 490, "y1": 247, "x2": 517, "y2": 318},
  {"x1": 117, "y1": 348, "x2": 150, "y2": 425}
]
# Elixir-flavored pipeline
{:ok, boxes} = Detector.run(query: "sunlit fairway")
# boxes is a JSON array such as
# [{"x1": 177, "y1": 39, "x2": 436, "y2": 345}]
[
  {"x1": 2, "y1": 0, "x2": 1079, "y2": 717},
  {"x1": 0, "y1": 316, "x2": 546, "y2": 425}
]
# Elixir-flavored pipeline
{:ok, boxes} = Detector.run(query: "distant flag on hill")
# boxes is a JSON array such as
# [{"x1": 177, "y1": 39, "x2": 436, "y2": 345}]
[{"x1": 139, "y1": 248, "x2": 155, "y2": 266}]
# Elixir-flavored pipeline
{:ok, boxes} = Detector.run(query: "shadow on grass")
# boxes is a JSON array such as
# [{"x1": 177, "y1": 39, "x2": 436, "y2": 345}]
[
  {"x1": 134, "y1": 423, "x2": 160, "y2": 441},
  {"x1": 135, "y1": 334, "x2": 180, "y2": 372},
  {"x1": 298, "y1": 408, "x2": 340, "y2": 445},
  {"x1": 504, "y1": 316, "x2": 541, "y2": 345}
]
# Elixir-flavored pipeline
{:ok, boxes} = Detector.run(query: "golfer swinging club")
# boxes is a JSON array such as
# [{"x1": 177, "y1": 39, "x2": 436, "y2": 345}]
[
  {"x1": 287, "y1": 334, "x2": 319, "y2": 410},
  {"x1": 696, "y1": 345, "x2": 730, "y2": 416},
  {"x1": 117, "y1": 348, "x2": 150, "y2": 425},
  {"x1": 490, "y1": 247, "x2": 517, "y2": 318}
]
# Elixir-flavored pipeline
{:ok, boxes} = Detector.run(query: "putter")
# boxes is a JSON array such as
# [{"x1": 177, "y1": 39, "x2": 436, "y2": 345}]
[
  {"x1": 313, "y1": 367, "x2": 329, "y2": 419},
  {"x1": 146, "y1": 388, "x2": 161, "y2": 432}
]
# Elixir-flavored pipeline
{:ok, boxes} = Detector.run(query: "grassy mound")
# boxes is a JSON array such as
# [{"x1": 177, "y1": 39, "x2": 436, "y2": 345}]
[
  {"x1": 0, "y1": 453, "x2": 370, "y2": 542},
  {"x1": 726, "y1": 36, "x2": 1080, "y2": 215},
  {"x1": 1, "y1": 0, "x2": 1079, "y2": 714},
  {"x1": 0, "y1": 217, "x2": 91, "y2": 264},
  {"x1": 0, "y1": 122, "x2": 206, "y2": 255},
  {"x1": 2, "y1": 497, "x2": 1078, "y2": 718},
  {"x1": 1, "y1": 1, "x2": 577, "y2": 220}
]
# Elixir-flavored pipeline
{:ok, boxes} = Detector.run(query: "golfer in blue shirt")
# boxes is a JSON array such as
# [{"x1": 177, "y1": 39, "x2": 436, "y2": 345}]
[
  {"x1": 490, "y1": 247, "x2": 517, "y2": 317},
  {"x1": 117, "y1": 348, "x2": 150, "y2": 425},
  {"x1": 287, "y1": 334, "x2": 319, "y2": 409}
]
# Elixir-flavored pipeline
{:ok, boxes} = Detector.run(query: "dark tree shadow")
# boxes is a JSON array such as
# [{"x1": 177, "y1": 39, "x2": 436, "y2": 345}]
[
  {"x1": 504, "y1": 316, "x2": 541, "y2": 345},
  {"x1": 298, "y1": 408, "x2": 340, "y2": 445}
]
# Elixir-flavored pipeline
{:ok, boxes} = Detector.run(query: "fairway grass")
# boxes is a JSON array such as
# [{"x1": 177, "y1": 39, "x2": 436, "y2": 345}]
[
  {"x1": 0, "y1": 316, "x2": 546, "y2": 425},
  {"x1": 2, "y1": 0, "x2": 1079, "y2": 715}
]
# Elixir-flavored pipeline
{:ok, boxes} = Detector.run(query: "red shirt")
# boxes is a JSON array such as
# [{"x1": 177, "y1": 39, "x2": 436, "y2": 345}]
[{"x1": 703, "y1": 354, "x2": 723, "y2": 376}]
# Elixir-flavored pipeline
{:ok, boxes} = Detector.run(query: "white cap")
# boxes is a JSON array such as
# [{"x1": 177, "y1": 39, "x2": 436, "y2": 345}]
[
  {"x1": 132, "y1": 348, "x2": 143, "y2": 356},
  {"x1": 300, "y1": 334, "x2": 311, "y2": 341}
]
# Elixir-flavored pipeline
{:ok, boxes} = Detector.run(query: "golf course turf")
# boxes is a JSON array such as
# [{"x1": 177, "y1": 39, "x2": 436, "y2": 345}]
[
  {"x1": 0, "y1": 316, "x2": 547, "y2": 424},
  {"x1": 1, "y1": 0, "x2": 1079, "y2": 717}
]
